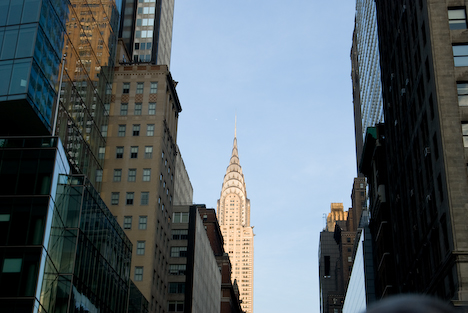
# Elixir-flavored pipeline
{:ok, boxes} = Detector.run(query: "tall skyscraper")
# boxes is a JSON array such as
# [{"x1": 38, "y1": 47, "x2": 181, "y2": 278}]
[
  {"x1": 101, "y1": 63, "x2": 184, "y2": 312},
  {"x1": 360, "y1": 0, "x2": 468, "y2": 308},
  {"x1": 119, "y1": 0, "x2": 175, "y2": 65},
  {"x1": 351, "y1": 0, "x2": 384, "y2": 173},
  {"x1": 217, "y1": 126, "x2": 254, "y2": 313}
]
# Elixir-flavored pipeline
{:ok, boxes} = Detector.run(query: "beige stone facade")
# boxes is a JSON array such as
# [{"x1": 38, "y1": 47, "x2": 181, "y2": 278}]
[
  {"x1": 101, "y1": 64, "x2": 182, "y2": 312},
  {"x1": 217, "y1": 134, "x2": 254, "y2": 313}
]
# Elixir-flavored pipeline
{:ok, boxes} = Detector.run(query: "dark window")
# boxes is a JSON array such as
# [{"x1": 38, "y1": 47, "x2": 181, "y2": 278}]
[
  {"x1": 116, "y1": 146, "x2": 124, "y2": 158},
  {"x1": 324, "y1": 256, "x2": 331, "y2": 277},
  {"x1": 133, "y1": 124, "x2": 140, "y2": 136},
  {"x1": 169, "y1": 283, "x2": 185, "y2": 294},
  {"x1": 126, "y1": 192, "x2": 134, "y2": 205},
  {"x1": 130, "y1": 146, "x2": 138, "y2": 158},
  {"x1": 134, "y1": 266, "x2": 143, "y2": 281},
  {"x1": 123, "y1": 82, "x2": 130, "y2": 94}
]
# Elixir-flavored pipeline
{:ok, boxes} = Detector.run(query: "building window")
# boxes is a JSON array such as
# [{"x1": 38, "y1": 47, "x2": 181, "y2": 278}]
[
  {"x1": 134, "y1": 103, "x2": 142, "y2": 115},
  {"x1": 169, "y1": 264, "x2": 186, "y2": 275},
  {"x1": 462, "y1": 122, "x2": 468, "y2": 147},
  {"x1": 170, "y1": 247, "x2": 187, "y2": 257},
  {"x1": 101, "y1": 125, "x2": 108, "y2": 137},
  {"x1": 130, "y1": 146, "x2": 138, "y2": 158},
  {"x1": 123, "y1": 216, "x2": 132, "y2": 229},
  {"x1": 98, "y1": 147, "x2": 105, "y2": 159},
  {"x1": 3, "y1": 258, "x2": 22, "y2": 273},
  {"x1": 453, "y1": 44, "x2": 468, "y2": 66},
  {"x1": 169, "y1": 283, "x2": 185, "y2": 294},
  {"x1": 111, "y1": 192, "x2": 119, "y2": 205},
  {"x1": 449, "y1": 8, "x2": 467, "y2": 30},
  {"x1": 113, "y1": 169, "x2": 122, "y2": 182},
  {"x1": 116, "y1": 146, "x2": 124, "y2": 158},
  {"x1": 122, "y1": 82, "x2": 130, "y2": 94},
  {"x1": 146, "y1": 124, "x2": 154, "y2": 136},
  {"x1": 145, "y1": 146, "x2": 153, "y2": 158},
  {"x1": 126, "y1": 192, "x2": 134, "y2": 205},
  {"x1": 143, "y1": 169, "x2": 151, "y2": 181},
  {"x1": 136, "y1": 82, "x2": 144, "y2": 94},
  {"x1": 133, "y1": 124, "x2": 140, "y2": 136},
  {"x1": 458, "y1": 82, "x2": 468, "y2": 106},
  {"x1": 95, "y1": 170, "x2": 103, "y2": 182},
  {"x1": 148, "y1": 102, "x2": 156, "y2": 115},
  {"x1": 136, "y1": 241, "x2": 146, "y2": 255},
  {"x1": 120, "y1": 103, "x2": 128, "y2": 115},
  {"x1": 173, "y1": 212, "x2": 189, "y2": 223},
  {"x1": 172, "y1": 229, "x2": 188, "y2": 240},
  {"x1": 168, "y1": 301, "x2": 184, "y2": 312},
  {"x1": 150, "y1": 82, "x2": 157, "y2": 93},
  {"x1": 134, "y1": 267, "x2": 143, "y2": 281},
  {"x1": 141, "y1": 192, "x2": 149, "y2": 205},
  {"x1": 139, "y1": 216, "x2": 147, "y2": 229},
  {"x1": 128, "y1": 169, "x2": 136, "y2": 182},
  {"x1": 348, "y1": 256, "x2": 352, "y2": 262},
  {"x1": 118, "y1": 125, "x2": 126, "y2": 137}
]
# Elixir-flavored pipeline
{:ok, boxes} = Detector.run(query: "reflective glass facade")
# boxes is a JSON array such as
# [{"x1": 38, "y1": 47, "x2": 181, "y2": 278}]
[
  {"x1": 355, "y1": 0, "x2": 384, "y2": 139},
  {"x1": 0, "y1": 137, "x2": 147, "y2": 312},
  {"x1": 0, "y1": 136, "x2": 70, "y2": 311},
  {"x1": 39, "y1": 173, "x2": 132, "y2": 313},
  {"x1": 56, "y1": 0, "x2": 119, "y2": 189},
  {"x1": 0, "y1": 0, "x2": 119, "y2": 189}
]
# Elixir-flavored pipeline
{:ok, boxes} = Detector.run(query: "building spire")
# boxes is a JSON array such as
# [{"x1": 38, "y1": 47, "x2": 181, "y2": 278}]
[{"x1": 235, "y1": 114, "x2": 237, "y2": 138}]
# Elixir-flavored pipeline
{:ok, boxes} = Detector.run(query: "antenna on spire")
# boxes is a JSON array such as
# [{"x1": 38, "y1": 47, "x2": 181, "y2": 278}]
[{"x1": 234, "y1": 114, "x2": 237, "y2": 138}]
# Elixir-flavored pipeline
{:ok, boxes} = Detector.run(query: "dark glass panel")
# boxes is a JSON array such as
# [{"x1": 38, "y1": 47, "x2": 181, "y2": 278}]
[
  {"x1": 0, "y1": 60, "x2": 13, "y2": 95},
  {"x1": 9, "y1": 59, "x2": 31, "y2": 95},
  {"x1": 21, "y1": 0, "x2": 41, "y2": 23},
  {"x1": 0, "y1": 0, "x2": 9, "y2": 27},
  {"x1": 16, "y1": 25, "x2": 37, "y2": 58},
  {"x1": 1, "y1": 27, "x2": 18, "y2": 60},
  {"x1": 7, "y1": 0, "x2": 24, "y2": 25}
]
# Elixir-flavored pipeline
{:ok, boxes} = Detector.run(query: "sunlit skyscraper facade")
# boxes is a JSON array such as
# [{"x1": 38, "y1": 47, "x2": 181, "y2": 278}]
[{"x1": 217, "y1": 129, "x2": 254, "y2": 313}]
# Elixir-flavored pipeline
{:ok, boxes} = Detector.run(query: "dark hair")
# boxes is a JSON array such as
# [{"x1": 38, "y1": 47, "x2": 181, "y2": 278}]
[{"x1": 366, "y1": 295, "x2": 456, "y2": 313}]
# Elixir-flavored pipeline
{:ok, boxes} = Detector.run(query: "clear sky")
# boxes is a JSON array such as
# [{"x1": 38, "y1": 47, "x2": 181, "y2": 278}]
[{"x1": 170, "y1": 1, "x2": 357, "y2": 312}]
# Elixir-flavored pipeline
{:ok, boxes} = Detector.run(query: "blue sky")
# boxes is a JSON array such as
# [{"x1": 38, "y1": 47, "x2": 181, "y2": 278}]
[{"x1": 170, "y1": 1, "x2": 357, "y2": 312}]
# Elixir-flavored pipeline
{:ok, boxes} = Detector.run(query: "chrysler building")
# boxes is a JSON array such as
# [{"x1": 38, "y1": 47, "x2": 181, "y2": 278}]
[{"x1": 217, "y1": 126, "x2": 254, "y2": 313}]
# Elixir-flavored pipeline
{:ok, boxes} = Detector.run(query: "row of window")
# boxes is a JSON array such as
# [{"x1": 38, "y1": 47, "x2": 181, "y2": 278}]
[
  {"x1": 117, "y1": 124, "x2": 154, "y2": 137},
  {"x1": 119, "y1": 102, "x2": 156, "y2": 115},
  {"x1": 112, "y1": 191, "x2": 150, "y2": 205},
  {"x1": 116, "y1": 146, "x2": 153, "y2": 159},
  {"x1": 122, "y1": 81, "x2": 157, "y2": 94},
  {"x1": 123, "y1": 216, "x2": 147, "y2": 230},
  {"x1": 113, "y1": 169, "x2": 152, "y2": 182}
]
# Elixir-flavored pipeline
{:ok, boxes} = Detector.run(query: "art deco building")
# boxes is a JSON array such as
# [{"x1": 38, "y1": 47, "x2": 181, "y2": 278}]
[
  {"x1": 362, "y1": 0, "x2": 468, "y2": 308},
  {"x1": 101, "y1": 63, "x2": 183, "y2": 312},
  {"x1": 217, "y1": 130, "x2": 254, "y2": 313},
  {"x1": 119, "y1": 0, "x2": 175, "y2": 65}
]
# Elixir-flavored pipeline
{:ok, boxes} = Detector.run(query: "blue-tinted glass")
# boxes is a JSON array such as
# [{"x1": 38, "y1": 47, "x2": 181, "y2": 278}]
[
  {"x1": 146, "y1": 42, "x2": 151, "y2": 49},
  {"x1": 454, "y1": 57, "x2": 468, "y2": 67},
  {"x1": 7, "y1": 0, "x2": 24, "y2": 25},
  {"x1": 21, "y1": 0, "x2": 41, "y2": 23},
  {"x1": 0, "y1": 61, "x2": 12, "y2": 95},
  {"x1": 9, "y1": 59, "x2": 30, "y2": 94},
  {"x1": 453, "y1": 45, "x2": 468, "y2": 56},
  {"x1": 1, "y1": 27, "x2": 18, "y2": 60},
  {"x1": 0, "y1": 0, "x2": 9, "y2": 27},
  {"x1": 16, "y1": 25, "x2": 37, "y2": 58}
]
